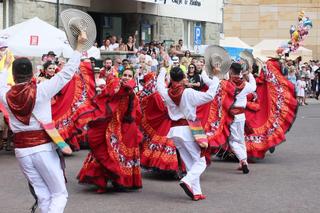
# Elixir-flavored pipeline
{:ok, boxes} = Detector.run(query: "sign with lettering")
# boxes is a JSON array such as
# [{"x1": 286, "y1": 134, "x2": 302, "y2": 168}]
[
  {"x1": 136, "y1": 0, "x2": 223, "y2": 23},
  {"x1": 194, "y1": 26, "x2": 202, "y2": 45},
  {"x1": 169, "y1": 0, "x2": 201, "y2": 7},
  {"x1": 137, "y1": 0, "x2": 202, "y2": 7}
]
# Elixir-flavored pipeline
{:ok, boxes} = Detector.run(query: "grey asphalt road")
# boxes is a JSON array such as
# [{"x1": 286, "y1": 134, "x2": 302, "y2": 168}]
[{"x1": 0, "y1": 103, "x2": 319, "y2": 213}]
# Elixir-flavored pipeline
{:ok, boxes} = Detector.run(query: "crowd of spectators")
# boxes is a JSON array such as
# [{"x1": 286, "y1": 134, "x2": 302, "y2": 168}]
[
  {"x1": 35, "y1": 35, "x2": 209, "y2": 98},
  {"x1": 92, "y1": 38, "x2": 206, "y2": 93},
  {"x1": 2, "y1": 35, "x2": 320, "y2": 152},
  {"x1": 37, "y1": 34, "x2": 320, "y2": 106},
  {"x1": 283, "y1": 58, "x2": 320, "y2": 105}
]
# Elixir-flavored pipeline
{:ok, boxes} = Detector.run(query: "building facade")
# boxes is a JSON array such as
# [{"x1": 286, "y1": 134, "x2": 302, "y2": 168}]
[
  {"x1": 0, "y1": 0, "x2": 223, "y2": 51},
  {"x1": 223, "y1": 0, "x2": 320, "y2": 59}
]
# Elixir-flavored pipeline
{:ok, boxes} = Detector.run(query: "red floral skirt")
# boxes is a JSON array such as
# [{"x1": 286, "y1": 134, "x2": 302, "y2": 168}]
[{"x1": 78, "y1": 96, "x2": 143, "y2": 189}]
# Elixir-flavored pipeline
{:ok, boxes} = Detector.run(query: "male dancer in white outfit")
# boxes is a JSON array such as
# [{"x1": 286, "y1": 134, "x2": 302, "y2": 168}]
[
  {"x1": 156, "y1": 66, "x2": 219, "y2": 201},
  {"x1": 228, "y1": 62, "x2": 256, "y2": 174},
  {"x1": 0, "y1": 33, "x2": 86, "y2": 213}
]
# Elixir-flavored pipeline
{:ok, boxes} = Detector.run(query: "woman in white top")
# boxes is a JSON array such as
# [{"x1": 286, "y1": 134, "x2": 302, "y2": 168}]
[{"x1": 100, "y1": 39, "x2": 111, "y2": 51}]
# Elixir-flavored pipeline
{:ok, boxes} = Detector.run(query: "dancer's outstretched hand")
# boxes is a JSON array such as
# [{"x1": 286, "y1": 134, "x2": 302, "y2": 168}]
[
  {"x1": 4, "y1": 52, "x2": 14, "y2": 69},
  {"x1": 76, "y1": 31, "x2": 88, "y2": 51}
]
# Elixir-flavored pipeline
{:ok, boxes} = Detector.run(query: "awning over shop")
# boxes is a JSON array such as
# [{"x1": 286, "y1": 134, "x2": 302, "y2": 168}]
[
  {"x1": 219, "y1": 37, "x2": 253, "y2": 60},
  {"x1": 253, "y1": 39, "x2": 313, "y2": 62}
]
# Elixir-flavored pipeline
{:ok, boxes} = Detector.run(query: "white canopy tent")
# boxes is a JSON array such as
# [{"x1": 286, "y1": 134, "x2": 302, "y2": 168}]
[
  {"x1": 0, "y1": 17, "x2": 73, "y2": 58},
  {"x1": 219, "y1": 37, "x2": 253, "y2": 60},
  {"x1": 253, "y1": 39, "x2": 313, "y2": 62},
  {"x1": 197, "y1": 37, "x2": 253, "y2": 57},
  {"x1": 219, "y1": 37, "x2": 253, "y2": 50}
]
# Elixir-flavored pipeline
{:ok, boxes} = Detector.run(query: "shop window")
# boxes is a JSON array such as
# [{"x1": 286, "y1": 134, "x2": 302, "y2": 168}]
[
  {"x1": 140, "y1": 24, "x2": 153, "y2": 43},
  {"x1": 102, "y1": 16, "x2": 122, "y2": 39}
]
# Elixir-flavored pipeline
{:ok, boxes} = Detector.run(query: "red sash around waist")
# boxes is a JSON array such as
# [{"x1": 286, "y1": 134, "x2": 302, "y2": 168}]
[
  {"x1": 229, "y1": 107, "x2": 245, "y2": 116},
  {"x1": 13, "y1": 130, "x2": 51, "y2": 148},
  {"x1": 171, "y1": 119, "x2": 189, "y2": 127}
]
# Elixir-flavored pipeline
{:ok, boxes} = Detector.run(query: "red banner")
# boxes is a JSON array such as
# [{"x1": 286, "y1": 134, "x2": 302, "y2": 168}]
[{"x1": 29, "y1": 35, "x2": 39, "y2": 46}]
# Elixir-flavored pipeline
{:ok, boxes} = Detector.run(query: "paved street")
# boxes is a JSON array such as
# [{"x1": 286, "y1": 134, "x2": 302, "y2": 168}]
[{"x1": 0, "y1": 102, "x2": 319, "y2": 213}]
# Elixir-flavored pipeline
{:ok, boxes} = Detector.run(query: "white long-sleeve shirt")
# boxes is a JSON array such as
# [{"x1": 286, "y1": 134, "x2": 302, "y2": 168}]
[
  {"x1": 233, "y1": 73, "x2": 257, "y2": 122},
  {"x1": 0, "y1": 51, "x2": 81, "y2": 157},
  {"x1": 156, "y1": 68, "x2": 219, "y2": 141},
  {"x1": 156, "y1": 67, "x2": 219, "y2": 121}
]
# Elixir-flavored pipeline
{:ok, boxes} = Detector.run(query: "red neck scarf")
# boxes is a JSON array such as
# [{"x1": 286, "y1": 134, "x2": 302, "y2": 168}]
[
  {"x1": 168, "y1": 81, "x2": 185, "y2": 106},
  {"x1": 229, "y1": 75, "x2": 245, "y2": 90},
  {"x1": 6, "y1": 79, "x2": 37, "y2": 125}
]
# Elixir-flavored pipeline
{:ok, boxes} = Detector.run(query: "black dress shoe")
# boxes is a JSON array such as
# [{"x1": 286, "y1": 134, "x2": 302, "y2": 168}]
[
  {"x1": 242, "y1": 164, "x2": 250, "y2": 174},
  {"x1": 179, "y1": 181, "x2": 194, "y2": 199},
  {"x1": 269, "y1": 147, "x2": 275, "y2": 153}
]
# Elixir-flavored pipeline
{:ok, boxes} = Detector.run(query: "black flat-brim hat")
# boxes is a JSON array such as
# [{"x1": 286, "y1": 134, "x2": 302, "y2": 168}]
[{"x1": 47, "y1": 51, "x2": 56, "y2": 56}]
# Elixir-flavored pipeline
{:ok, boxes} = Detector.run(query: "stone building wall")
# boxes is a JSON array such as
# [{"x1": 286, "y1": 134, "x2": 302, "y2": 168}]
[
  {"x1": 12, "y1": 0, "x2": 88, "y2": 28},
  {"x1": 204, "y1": 22, "x2": 220, "y2": 45},
  {"x1": 141, "y1": 15, "x2": 184, "y2": 42},
  {"x1": 223, "y1": 0, "x2": 320, "y2": 59},
  {"x1": 6, "y1": 0, "x2": 220, "y2": 49}
]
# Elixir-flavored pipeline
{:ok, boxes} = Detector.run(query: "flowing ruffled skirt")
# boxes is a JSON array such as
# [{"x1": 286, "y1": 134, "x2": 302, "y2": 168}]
[
  {"x1": 78, "y1": 93, "x2": 143, "y2": 189},
  {"x1": 52, "y1": 62, "x2": 96, "y2": 150}
]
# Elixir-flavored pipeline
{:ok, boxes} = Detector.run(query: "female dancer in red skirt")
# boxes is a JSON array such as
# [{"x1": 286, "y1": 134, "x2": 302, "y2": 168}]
[
  {"x1": 211, "y1": 58, "x2": 298, "y2": 160},
  {"x1": 51, "y1": 60, "x2": 95, "y2": 151},
  {"x1": 78, "y1": 68, "x2": 143, "y2": 192},
  {"x1": 140, "y1": 58, "x2": 298, "y2": 174},
  {"x1": 35, "y1": 59, "x2": 96, "y2": 151}
]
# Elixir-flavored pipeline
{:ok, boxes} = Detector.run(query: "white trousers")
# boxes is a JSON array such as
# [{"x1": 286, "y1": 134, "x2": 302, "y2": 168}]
[
  {"x1": 17, "y1": 150, "x2": 68, "y2": 213},
  {"x1": 173, "y1": 138, "x2": 206, "y2": 195},
  {"x1": 229, "y1": 120, "x2": 247, "y2": 161}
]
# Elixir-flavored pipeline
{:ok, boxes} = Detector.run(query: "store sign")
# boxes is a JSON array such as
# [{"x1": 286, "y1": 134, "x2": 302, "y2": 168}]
[
  {"x1": 137, "y1": 0, "x2": 202, "y2": 7},
  {"x1": 137, "y1": 0, "x2": 222, "y2": 23},
  {"x1": 169, "y1": 0, "x2": 201, "y2": 7}
]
